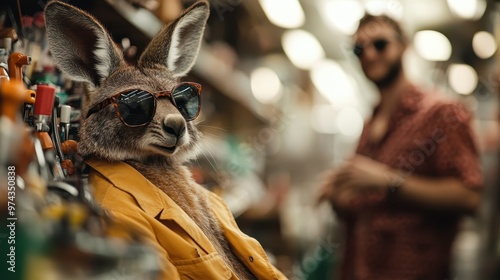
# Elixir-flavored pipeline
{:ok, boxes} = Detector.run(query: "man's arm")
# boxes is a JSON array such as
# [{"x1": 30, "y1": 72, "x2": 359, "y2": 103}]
[
  {"x1": 329, "y1": 155, "x2": 482, "y2": 214},
  {"x1": 382, "y1": 171, "x2": 481, "y2": 214},
  {"x1": 319, "y1": 101, "x2": 483, "y2": 215}
]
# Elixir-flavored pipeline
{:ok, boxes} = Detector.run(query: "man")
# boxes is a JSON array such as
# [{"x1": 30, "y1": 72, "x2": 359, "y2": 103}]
[{"x1": 318, "y1": 14, "x2": 483, "y2": 280}]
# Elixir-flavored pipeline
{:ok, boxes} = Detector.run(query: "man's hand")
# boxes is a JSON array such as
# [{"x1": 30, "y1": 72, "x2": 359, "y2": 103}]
[
  {"x1": 316, "y1": 168, "x2": 359, "y2": 209},
  {"x1": 317, "y1": 155, "x2": 391, "y2": 207},
  {"x1": 334, "y1": 155, "x2": 390, "y2": 192},
  {"x1": 318, "y1": 155, "x2": 481, "y2": 214}
]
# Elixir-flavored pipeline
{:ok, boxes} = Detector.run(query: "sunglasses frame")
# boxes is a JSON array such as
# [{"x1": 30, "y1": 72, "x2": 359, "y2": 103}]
[
  {"x1": 353, "y1": 38, "x2": 390, "y2": 58},
  {"x1": 86, "y1": 82, "x2": 202, "y2": 127}
]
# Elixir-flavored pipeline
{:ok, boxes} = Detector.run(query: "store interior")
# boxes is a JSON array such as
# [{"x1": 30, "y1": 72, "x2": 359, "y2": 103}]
[{"x1": 0, "y1": 0, "x2": 499, "y2": 279}]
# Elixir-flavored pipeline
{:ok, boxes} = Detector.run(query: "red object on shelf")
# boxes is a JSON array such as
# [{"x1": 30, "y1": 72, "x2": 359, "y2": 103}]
[
  {"x1": 21, "y1": 16, "x2": 33, "y2": 28},
  {"x1": 34, "y1": 84, "x2": 56, "y2": 116},
  {"x1": 34, "y1": 12, "x2": 45, "y2": 28}
]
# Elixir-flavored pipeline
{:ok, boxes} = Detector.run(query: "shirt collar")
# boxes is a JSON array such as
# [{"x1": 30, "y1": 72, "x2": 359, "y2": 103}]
[
  {"x1": 399, "y1": 86, "x2": 424, "y2": 113},
  {"x1": 372, "y1": 85, "x2": 423, "y2": 117}
]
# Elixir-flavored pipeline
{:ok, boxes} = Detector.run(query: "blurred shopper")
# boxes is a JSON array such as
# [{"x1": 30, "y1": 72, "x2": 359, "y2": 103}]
[{"x1": 318, "y1": 14, "x2": 483, "y2": 280}]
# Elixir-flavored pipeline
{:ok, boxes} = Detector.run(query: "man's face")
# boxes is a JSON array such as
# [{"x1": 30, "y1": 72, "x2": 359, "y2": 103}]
[{"x1": 354, "y1": 21, "x2": 406, "y2": 86}]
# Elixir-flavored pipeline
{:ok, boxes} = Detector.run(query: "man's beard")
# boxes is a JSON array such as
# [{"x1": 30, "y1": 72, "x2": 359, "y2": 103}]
[{"x1": 372, "y1": 58, "x2": 403, "y2": 89}]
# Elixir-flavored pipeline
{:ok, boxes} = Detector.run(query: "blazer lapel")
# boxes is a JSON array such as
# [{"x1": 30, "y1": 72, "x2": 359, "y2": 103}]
[
  {"x1": 86, "y1": 158, "x2": 216, "y2": 254},
  {"x1": 156, "y1": 193, "x2": 216, "y2": 254}
]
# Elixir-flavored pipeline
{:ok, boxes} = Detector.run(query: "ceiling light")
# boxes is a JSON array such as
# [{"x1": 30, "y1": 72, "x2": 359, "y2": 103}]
[
  {"x1": 319, "y1": 0, "x2": 365, "y2": 35},
  {"x1": 414, "y1": 30, "x2": 452, "y2": 61},
  {"x1": 250, "y1": 67, "x2": 283, "y2": 104},
  {"x1": 385, "y1": 0, "x2": 404, "y2": 19},
  {"x1": 259, "y1": 0, "x2": 305, "y2": 28},
  {"x1": 472, "y1": 31, "x2": 497, "y2": 59},
  {"x1": 282, "y1": 29, "x2": 325, "y2": 69},
  {"x1": 364, "y1": 0, "x2": 387, "y2": 15},
  {"x1": 447, "y1": 0, "x2": 486, "y2": 20},
  {"x1": 310, "y1": 59, "x2": 358, "y2": 107},
  {"x1": 448, "y1": 64, "x2": 478, "y2": 95},
  {"x1": 336, "y1": 106, "x2": 364, "y2": 138},
  {"x1": 364, "y1": 0, "x2": 404, "y2": 19}
]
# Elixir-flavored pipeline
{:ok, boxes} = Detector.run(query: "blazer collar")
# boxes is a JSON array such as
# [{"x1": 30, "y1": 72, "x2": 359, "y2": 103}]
[
  {"x1": 86, "y1": 158, "x2": 165, "y2": 217},
  {"x1": 85, "y1": 158, "x2": 216, "y2": 253}
]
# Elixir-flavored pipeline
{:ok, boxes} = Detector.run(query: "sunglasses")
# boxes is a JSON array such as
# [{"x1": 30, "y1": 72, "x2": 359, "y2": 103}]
[
  {"x1": 86, "y1": 82, "x2": 202, "y2": 127},
  {"x1": 353, "y1": 38, "x2": 389, "y2": 58}
]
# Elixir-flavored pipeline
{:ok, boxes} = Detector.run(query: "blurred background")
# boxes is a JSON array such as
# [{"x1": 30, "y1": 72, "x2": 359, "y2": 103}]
[{"x1": 0, "y1": 0, "x2": 499, "y2": 279}]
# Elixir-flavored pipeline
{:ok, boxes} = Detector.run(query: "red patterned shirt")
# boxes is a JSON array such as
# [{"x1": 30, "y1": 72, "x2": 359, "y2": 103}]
[{"x1": 337, "y1": 86, "x2": 483, "y2": 280}]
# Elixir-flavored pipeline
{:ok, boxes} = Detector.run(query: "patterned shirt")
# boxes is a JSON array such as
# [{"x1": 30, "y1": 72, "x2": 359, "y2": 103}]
[{"x1": 337, "y1": 86, "x2": 483, "y2": 280}]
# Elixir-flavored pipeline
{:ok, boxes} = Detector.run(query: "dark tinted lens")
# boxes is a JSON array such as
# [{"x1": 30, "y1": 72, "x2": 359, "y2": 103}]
[
  {"x1": 117, "y1": 90, "x2": 155, "y2": 126},
  {"x1": 353, "y1": 44, "x2": 364, "y2": 57},
  {"x1": 373, "y1": 39, "x2": 388, "y2": 52},
  {"x1": 172, "y1": 84, "x2": 200, "y2": 121}
]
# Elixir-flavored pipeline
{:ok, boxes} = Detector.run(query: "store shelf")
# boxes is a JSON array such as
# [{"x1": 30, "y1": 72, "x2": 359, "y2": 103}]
[
  {"x1": 194, "y1": 45, "x2": 271, "y2": 121},
  {"x1": 104, "y1": 0, "x2": 162, "y2": 38}
]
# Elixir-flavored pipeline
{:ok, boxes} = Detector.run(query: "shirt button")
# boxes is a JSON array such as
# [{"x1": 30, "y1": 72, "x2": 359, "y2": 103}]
[{"x1": 249, "y1": 256, "x2": 254, "y2": 262}]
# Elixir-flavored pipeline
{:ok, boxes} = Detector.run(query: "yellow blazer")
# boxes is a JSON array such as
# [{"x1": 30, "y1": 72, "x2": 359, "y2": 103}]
[{"x1": 86, "y1": 158, "x2": 287, "y2": 279}]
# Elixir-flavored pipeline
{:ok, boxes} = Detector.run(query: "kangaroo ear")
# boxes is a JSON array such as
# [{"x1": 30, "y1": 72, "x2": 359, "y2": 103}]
[
  {"x1": 138, "y1": 1, "x2": 209, "y2": 78},
  {"x1": 45, "y1": 1, "x2": 124, "y2": 87}
]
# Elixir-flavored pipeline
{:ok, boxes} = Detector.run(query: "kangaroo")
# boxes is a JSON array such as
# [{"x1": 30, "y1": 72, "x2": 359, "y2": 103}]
[{"x1": 44, "y1": 1, "x2": 273, "y2": 279}]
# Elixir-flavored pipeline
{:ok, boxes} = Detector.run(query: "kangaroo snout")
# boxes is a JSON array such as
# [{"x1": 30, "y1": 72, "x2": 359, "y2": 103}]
[{"x1": 163, "y1": 115, "x2": 186, "y2": 139}]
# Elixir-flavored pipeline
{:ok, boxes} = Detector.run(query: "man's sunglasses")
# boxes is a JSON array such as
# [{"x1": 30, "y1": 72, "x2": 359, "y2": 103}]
[
  {"x1": 353, "y1": 39, "x2": 389, "y2": 58},
  {"x1": 86, "y1": 82, "x2": 202, "y2": 127}
]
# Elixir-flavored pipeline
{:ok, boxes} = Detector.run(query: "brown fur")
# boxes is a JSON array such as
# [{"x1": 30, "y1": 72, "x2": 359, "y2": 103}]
[{"x1": 44, "y1": 1, "x2": 255, "y2": 278}]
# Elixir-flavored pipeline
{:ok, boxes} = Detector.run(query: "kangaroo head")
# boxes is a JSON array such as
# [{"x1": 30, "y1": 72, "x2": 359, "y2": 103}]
[{"x1": 45, "y1": 1, "x2": 209, "y2": 164}]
